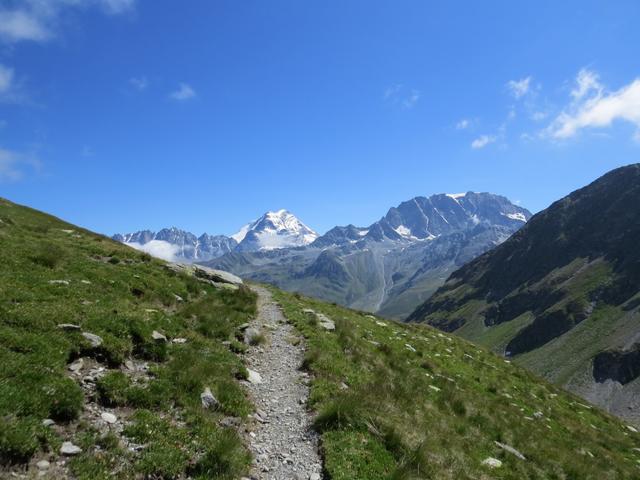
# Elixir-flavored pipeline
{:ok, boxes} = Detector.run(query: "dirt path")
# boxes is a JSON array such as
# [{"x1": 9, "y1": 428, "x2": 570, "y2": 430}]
[{"x1": 243, "y1": 285, "x2": 322, "y2": 480}]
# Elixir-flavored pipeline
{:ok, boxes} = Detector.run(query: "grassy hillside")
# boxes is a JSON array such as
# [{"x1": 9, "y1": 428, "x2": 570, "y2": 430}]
[
  {"x1": 407, "y1": 164, "x2": 640, "y2": 424},
  {"x1": 273, "y1": 288, "x2": 640, "y2": 479},
  {"x1": 0, "y1": 198, "x2": 256, "y2": 478}
]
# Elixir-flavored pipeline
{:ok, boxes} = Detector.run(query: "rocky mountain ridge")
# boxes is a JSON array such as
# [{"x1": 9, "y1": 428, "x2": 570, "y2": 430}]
[{"x1": 206, "y1": 192, "x2": 531, "y2": 318}]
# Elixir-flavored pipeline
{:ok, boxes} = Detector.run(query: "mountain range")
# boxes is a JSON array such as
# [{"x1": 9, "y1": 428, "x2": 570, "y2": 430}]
[
  {"x1": 204, "y1": 192, "x2": 531, "y2": 318},
  {"x1": 408, "y1": 164, "x2": 640, "y2": 424},
  {"x1": 114, "y1": 192, "x2": 530, "y2": 319},
  {"x1": 113, "y1": 209, "x2": 318, "y2": 262}
]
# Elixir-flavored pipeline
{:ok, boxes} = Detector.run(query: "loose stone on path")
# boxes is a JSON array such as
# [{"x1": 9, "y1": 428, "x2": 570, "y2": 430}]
[{"x1": 244, "y1": 285, "x2": 323, "y2": 479}]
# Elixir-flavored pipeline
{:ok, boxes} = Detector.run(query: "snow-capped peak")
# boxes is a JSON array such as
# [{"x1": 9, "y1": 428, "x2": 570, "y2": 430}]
[
  {"x1": 232, "y1": 210, "x2": 318, "y2": 251},
  {"x1": 446, "y1": 192, "x2": 467, "y2": 200}
]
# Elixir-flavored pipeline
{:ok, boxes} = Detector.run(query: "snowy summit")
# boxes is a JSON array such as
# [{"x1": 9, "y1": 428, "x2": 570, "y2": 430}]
[{"x1": 233, "y1": 209, "x2": 319, "y2": 251}]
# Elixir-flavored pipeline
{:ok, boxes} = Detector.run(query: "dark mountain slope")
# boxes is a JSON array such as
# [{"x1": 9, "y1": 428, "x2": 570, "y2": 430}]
[{"x1": 408, "y1": 164, "x2": 640, "y2": 424}]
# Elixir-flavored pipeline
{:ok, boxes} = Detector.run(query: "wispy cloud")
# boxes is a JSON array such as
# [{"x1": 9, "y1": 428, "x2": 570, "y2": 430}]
[
  {"x1": 0, "y1": 64, "x2": 14, "y2": 94},
  {"x1": 384, "y1": 84, "x2": 421, "y2": 109},
  {"x1": 571, "y1": 68, "x2": 602, "y2": 101},
  {"x1": 129, "y1": 76, "x2": 148, "y2": 91},
  {"x1": 169, "y1": 83, "x2": 196, "y2": 101},
  {"x1": 0, "y1": 0, "x2": 136, "y2": 44},
  {"x1": 0, "y1": 147, "x2": 41, "y2": 182},
  {"x1": 456, "y1": 119, "x2": 470, "y2": 130},
  {"x1": 0, "y1": 63, "x2": 25, "y2": 103},
  {"x1": 0, "y1": 9, "x2": 50, "y2": 43},
  {"x1": 531, "y1": 111, "x2": 547, "y2": 122},
  {"x1": 507, "y1": 76, "x2": 532, "y2": 99},
  {"x1": 471, "y1": 135, "x2": 496, "y2": 149},
  {"x1": 100, "y1": 0, "x2": 137, "y2": 15},
  {"x1": 546, "y1": 68, "x2": 640, "y2": 140}
]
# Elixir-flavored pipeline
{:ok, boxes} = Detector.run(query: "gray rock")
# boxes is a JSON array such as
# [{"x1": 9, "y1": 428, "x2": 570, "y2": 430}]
[
  {"x1": 201, "y1": 387, "x2": 219, "y2": 409},
  {"x1": 172, "y1": 337, "x2": 187, "y2": 344},
  {"x1": 151, "y1": 330, "x2": 167, "y2": 342},
  {"x1": 58, "y1": 323, "x2": 81, "y2": 331},
  {"x1": 42, "y1": 419, "x2": 55, "y2": 427},
  {"x1": 68, "y1": 359, "x2": 84, "y2": 372},
  {"x1": 244, "y1": 327, "x2": 262, "y2": 345},
  {"x1": 101, "y1": 412, "x2": 117, "y2": 424},
  {"x1": 495, "y1": 441, "x2": 526, "y2": 460},
  {"x1": 482, "y1": 457, "x2": 502, "y2": 468},
  {"x1": 247, "y1": 368, "x2": 263, "y2": 384},
  {"x1": 219, "y1": 417, "x2": 241, "y2": 428},
  {"x1": 192, "y1": 265, "x2": 244, "y2": 285},
  {"x1": 36, "y1": 460, "x2": 50, "y2": 470},
  {"x1": 49, "y1": 280, "x2": 70, "y2": 285},
  {"x1": 82, "y1": 332, "x2": 103, "y2": 347},
  {"x1": 60, "y1": 441, "x2": 82, "y2": 456}
]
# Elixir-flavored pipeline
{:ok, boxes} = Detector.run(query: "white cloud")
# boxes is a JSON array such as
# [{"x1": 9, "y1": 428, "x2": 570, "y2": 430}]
[
  {"x1": 571, "y1": 68, "x2": 602, "y2": 101},
  {"x1": 471, "y1": 135, "x2": 496, "y2": 149},
  {"x1": 127, "y1": 240, "x2": 181, "y2": 262},
  {"x1": 0, "y1": 1, "x2": 136, "y2": 44},
  {"x1": 170, "y1": 83, "x2": 196, "y2": 101},
  {"x1": 547, "y1": 69, "x2": 640, "y2": 140},
  {"x1": 0, "y1": 9, "x2": 49, "y2": 43},
  {"x1": 507, "y1": 76, "x2": 532, "y2": 99},
  {"x1": 456, "y1": 119, "x2": 470, "y2": 130},
  {"x1": 384, "y1": 84, "x2": 421, "y2": 109},
  {"x1": 0, "y1": 147, "x2": 40, "y2": 182},
  {"x1": 0, "y1": 65, "x2": 14, "y2": 94},
  {"x1": 0, "y1": 63, "x2": 28, "y2": 103},
  {"x1": 129, "y1": 76, "x2": 148, "y2": 91}
]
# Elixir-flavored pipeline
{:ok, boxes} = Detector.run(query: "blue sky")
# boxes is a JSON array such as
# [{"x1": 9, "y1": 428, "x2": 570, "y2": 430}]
[{"x1": 1, "y1": 0, "x2": 639, "y2": 236}]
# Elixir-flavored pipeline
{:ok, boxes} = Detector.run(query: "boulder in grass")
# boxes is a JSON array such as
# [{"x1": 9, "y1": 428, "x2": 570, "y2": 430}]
[
  {"x1": 201, "y1": 387, "x2": 219, "y2": 409},
  {"x1": 482, "y1": 457, "x2": 502, "y2": 468},
  {"x1": 82, "y1": 332, "x2": 103, "y2": 348},
  {"x1": 58, "y1": 323, "x2": 81, "y2": 331},
  {"x1": 244, "y1": 327, "x2": 261, "y2": 345},
  {"x1": 152, "y1": 330, "x2": 167, "y2": 342},
  {"x1": 495, "y1": 441, "x2": 526, "y2": 460},
  {"x1": 60, "y1": 441, "x2": 82, "y2": 456}
]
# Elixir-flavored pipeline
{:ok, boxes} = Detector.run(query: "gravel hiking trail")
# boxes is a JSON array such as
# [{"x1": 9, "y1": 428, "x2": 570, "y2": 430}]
[{"x1": 243, "y1": 285, "x2": 322, "y2": 480}]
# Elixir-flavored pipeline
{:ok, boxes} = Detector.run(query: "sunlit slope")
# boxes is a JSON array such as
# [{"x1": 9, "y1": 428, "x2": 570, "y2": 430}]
[
  {"x1": 0, "y1": 198, "x2": 256, "y2": 479},
  {"x1": 273, "y1": 287, "x2": 640, "y2": 479}
]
